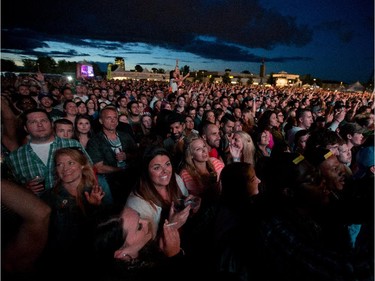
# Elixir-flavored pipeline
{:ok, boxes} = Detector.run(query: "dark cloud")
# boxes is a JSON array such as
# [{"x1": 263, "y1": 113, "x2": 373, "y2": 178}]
[
  {"x1": 1, "y1": 29, "x2": 49, "y2": 52},
  {"x1": 315, "y1": 20, "x2": 355, "y2": 43},
  {"x1": 266, "y1": 56, "x2": 312, "y2": 63},
  {"x1": 83, "y1": 41, "x2": 124, "y2": 50},
  {"x1": 137, "y1": 63, "x2": 159, "y2": 66},
  {"x1": 2, "y1": 0, "x2": 313, "y2": 62},
  {"x1": 47, "y1": 50, "x2": 91, "y2": 58},
  {"x1": 98, "y1": 54, "x2": 123, "y2": 58}
]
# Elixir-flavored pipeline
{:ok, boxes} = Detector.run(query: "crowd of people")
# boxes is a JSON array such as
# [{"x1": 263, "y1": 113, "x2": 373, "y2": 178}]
[{"x1": 1, "y1": 68, "x2": 374, "y2": 281}]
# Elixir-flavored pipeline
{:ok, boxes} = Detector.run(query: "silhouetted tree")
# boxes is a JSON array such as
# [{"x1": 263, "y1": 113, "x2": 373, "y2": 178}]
[
  {"x1": 1, "y1": 59, "x2": 18, "y2": 72},
  {"x1": 57, "y1": 60, "x2": 76, "y2": 73},
  {"x1": 222, "y1": 72, "x2": 231, "y2": 84},
  {"x1": 135, "y1": 65, "x2": 143, "y2": 72},
  {"x1": 91, "y1": 63, "x2": 102, "y2": 77},
  {"x1": 22, "y1": 59, "x2": 38, "y2": 72},
  {"x1": 37, "y1": 56, "x2": 58, "y2": 73},
  {"x1": 300, "y1": 74, "x2": 314, "y2": 85},
  {"x1": 182, "y1": 65, "x2": 190, "y2": 75}
]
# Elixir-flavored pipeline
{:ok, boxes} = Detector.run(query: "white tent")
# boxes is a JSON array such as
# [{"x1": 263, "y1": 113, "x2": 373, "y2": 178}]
[
  {"x1": 302, "y1": 83, "x2": 311, "y2": 88},
  {"x1": 347, "y1": 81, "x2": 364, "y2": 92}
]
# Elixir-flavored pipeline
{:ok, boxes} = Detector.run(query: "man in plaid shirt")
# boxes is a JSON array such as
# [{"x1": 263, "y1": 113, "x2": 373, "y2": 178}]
[{"x1": 5, "y1": 108, "x2": 91, "y2": 196}]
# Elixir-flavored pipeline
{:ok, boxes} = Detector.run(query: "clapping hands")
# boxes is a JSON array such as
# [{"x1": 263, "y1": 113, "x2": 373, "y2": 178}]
[{"x1": 168, "y1": 201, "x2": 191, "y2": 229}]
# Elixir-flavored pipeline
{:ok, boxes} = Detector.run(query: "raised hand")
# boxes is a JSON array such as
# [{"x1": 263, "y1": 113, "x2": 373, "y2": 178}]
[
  {"x1": 85, "y1": 184, "x2": 105, "y2": 205},
  {"x1": 184, "y1": 194, "x2": 201, "y2": 214},
  {"x1": 35, "y1": 71, "x2": 45, "y2": 82},
  {"x1": 159, "y1": 219, "x2": 181, "y2": 257},
  {"x1": 168, "y1": 201, "x2": 191, "y2": 229}
]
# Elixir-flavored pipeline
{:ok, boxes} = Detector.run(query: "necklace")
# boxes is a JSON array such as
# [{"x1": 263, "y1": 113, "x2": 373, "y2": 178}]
[{"x1": 103, "y1": 132, "x2": 121, "y2": 149}]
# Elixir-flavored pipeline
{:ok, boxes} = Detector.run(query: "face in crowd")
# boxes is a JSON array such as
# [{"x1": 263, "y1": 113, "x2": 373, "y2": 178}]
[
  {"x1": 114, "y1": 207, "x2": 153, "y2": 260},
  {"x1": 100, "y1": 108, "x2": 119, "y2": 132},
  {"x1": 55, "y1": 123, "x2": 74, "y2": 139},
  {"x1": 24, "y1": 111, "x2": 54, "y2": 143},
  {"x1": 148, "y1": 154, "x2": 173, "y2": 189},
  {"x1": 169, "y1": 121, "x2": 185, "y2": 141},
  {"x1": 320, "y1": 155, "x2": 346, "y2": 191},
  {"x1": 189, "y1": 138, "x2": 209, "y2": 164},
  {"x1": 55, "y1": 152, "x2": 83, "y2": 185},
  {"x1": 203, "y1": 124, "x2": 221, "y2": 149},
  {"x1": 76, "y1": 117, "x2": 91, "y2": 135},
  {"x1": 337, "y1": 143, "x2": 352, "y2": 165}
]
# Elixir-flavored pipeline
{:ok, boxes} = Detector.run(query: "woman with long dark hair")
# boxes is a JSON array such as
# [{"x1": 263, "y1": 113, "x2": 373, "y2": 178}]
[{"x1": 125, "y1": 146, "x2": 198, "y2": 239}]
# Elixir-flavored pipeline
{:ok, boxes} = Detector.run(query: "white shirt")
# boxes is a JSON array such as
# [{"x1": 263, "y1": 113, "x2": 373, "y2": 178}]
[
  {"x1": 30, "y1": 141, "x2": 53, "y2": 165},
  {"x1": 125, "y1": 173, "x2": 188, "y2": 239}
]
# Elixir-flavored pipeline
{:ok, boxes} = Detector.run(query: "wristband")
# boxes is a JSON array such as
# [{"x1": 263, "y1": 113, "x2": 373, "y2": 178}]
[{"x1": 233, "y1": 157, "x2": 241, "y2": 162}]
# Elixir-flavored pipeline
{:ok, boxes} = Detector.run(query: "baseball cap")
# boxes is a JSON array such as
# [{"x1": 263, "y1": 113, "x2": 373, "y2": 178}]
[
  {"x1": 38, "y1": 93, "x2": 54, "y2": 101},
  {"x1": 312, "y1": 105, "x2": 322, "y2": 113},
  {"x1": 339, "y1": 122, "x2": 365, "y2": 138}
]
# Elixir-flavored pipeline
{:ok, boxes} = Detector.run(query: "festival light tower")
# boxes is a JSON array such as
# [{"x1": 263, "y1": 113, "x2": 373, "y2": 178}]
[{"x1": 259, "y1": 59, "x2": 266, "y2": 85}]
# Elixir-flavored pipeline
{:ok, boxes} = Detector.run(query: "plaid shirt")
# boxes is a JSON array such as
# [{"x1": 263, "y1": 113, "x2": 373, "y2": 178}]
[{"x1": 5, "y1": 137, "x2": 91, "y2": 191}]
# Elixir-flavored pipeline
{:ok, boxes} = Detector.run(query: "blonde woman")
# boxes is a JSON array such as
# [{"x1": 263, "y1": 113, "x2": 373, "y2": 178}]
[
  {"x1": 179, "y1": 133, "x2": 225, "y2": 197},
  {"x1": 44, "y1": 147, "x2": 104, "y2": 214},
  {"x1": 228, "y1": 131, "x2": 255, "y2": 165},
  {"x1": 41, "y1": 148, "x2": 105, "y2": 273}
]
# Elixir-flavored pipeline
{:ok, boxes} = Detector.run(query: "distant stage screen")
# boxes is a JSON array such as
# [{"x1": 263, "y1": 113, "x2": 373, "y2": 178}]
[{"x1": 80, "y1": 64, "x2": 94, "y2": 77}]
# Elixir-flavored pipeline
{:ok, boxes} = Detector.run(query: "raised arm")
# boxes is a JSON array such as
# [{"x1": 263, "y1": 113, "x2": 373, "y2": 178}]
[
  {"x1": 1, "y1": 179, "x2": 51, "y2": 272},
  {"x1": 1, "y1": 96, "x2": 20, "y2": 152}
]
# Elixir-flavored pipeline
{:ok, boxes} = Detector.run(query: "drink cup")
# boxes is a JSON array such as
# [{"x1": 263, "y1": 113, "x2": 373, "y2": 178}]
[
  {"x1": 34, "y1": 175, "x2": 45, "y2": 185},
  {"x1": 32, "y1": 175, "x2": 45, "y2": 195}
]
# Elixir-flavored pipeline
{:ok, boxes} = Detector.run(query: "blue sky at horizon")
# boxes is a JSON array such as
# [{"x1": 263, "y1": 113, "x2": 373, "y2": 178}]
[{"x1": 1, "y1": 0, "x2": 373, "y2": 84}]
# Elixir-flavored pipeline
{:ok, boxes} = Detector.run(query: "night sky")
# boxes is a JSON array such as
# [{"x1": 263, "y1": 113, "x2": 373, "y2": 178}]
[{"x1": 2, "y1": 0, "x2": 374, "y2": 83}]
